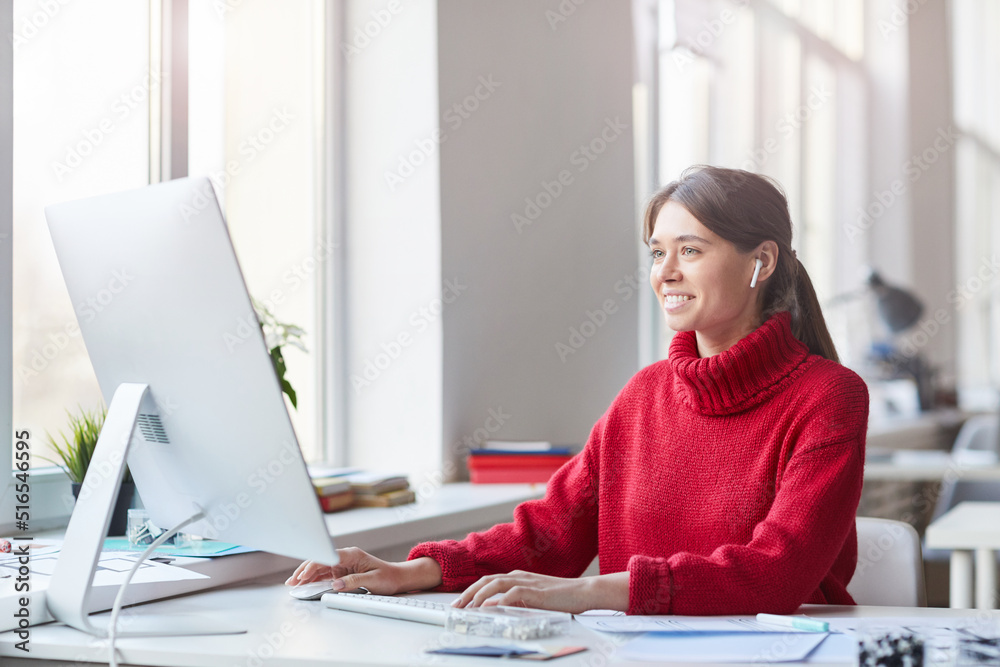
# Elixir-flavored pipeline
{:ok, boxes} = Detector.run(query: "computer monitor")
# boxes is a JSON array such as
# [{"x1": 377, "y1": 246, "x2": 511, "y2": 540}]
[{"x1": 43, "y1": 176, "x2": 337, "y2": 636}]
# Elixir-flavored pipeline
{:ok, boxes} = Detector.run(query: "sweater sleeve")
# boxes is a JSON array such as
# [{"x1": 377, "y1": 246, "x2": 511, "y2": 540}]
[
  {"x1": 627, "y1": 378, "x2": 868, "y2": 615},
  {"x1": 407, "y1": 418, "x2": 603, "y2": 592}
]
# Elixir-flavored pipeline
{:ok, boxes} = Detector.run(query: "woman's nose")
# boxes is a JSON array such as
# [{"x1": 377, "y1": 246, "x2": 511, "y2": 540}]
[{"x1": 654, "y1": 254, "x2": 680, "y2": 283}]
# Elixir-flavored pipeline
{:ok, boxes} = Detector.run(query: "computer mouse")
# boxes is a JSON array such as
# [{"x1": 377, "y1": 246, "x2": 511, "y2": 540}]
[{"x1": 287, "y1": 581, "x2": 338, "y2": 601}]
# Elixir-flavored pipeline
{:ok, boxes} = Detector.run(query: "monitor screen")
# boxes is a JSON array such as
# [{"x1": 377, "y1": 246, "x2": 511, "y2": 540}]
[{"x1": 44, "y1": 177, "x2": 336, "y2": 567}]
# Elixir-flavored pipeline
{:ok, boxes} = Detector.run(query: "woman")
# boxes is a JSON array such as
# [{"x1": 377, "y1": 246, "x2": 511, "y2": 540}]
[{"x1": 287, "y1": 166, "x2": 868, "y2": 615}]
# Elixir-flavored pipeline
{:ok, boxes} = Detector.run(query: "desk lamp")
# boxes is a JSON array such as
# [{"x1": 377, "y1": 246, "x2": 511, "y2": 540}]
[
  {"x1": 828, "y1": 269, "x2": 932, "y2": 409},
  {"x1": 867, "y1": 271, "x2": 924, "y2": 333}
]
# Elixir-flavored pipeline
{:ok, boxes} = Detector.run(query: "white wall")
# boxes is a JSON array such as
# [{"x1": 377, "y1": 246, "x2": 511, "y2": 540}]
[
  {"x1": 342, "y1": 0, "x2": 638, "y2": 481},
  {"x1": 437, "y1": 0, "x2": 638, "y2": 476}
]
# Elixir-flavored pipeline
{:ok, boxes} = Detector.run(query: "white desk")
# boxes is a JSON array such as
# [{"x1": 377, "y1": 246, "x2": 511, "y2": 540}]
[
  {"x1": 0, "y1": 483, "x2": 546, "y2": 634},
  {"x1": 1, "y1": 574, "x2": 996, "y2": 667},
  {"x1": 863, "y1": 458, "x2": 1000, "y2": 482},
  {"x1": 925, "y1": 501, "x2": 1000, "y2": 610}
]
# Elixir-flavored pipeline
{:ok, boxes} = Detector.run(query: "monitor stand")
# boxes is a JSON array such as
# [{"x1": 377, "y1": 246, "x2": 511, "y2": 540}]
[{"x1": 46, "y1": 382, "x2": 244, "y2": 637}]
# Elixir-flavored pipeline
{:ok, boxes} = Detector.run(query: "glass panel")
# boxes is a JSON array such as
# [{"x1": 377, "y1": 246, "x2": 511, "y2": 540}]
[
  {"x1": 12, "y1": 1, "x2": 150, "y2": 467},
  {"x1": 189, "y1": 2, "x2": 325, "y2": 461},
  {"x1": 952, "y1": 0, "x2": 1000, "y2": 395},
  {"x1": 801, "y1": 55, "x2": 836, "y2": 304}
]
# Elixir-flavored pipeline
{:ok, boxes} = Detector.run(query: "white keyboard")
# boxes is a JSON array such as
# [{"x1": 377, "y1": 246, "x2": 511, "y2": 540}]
[{"x1": 320, "y1": 592, "x2": 450, "y2": 626}]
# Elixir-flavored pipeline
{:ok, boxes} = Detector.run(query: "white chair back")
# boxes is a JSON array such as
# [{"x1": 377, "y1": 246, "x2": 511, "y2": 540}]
[
  {"x1": 849, "y1": 517, "x2": 926, "y2": 607},
  {"x1": 931, "y1": 415, "x2": 1000, "y2": 522}
]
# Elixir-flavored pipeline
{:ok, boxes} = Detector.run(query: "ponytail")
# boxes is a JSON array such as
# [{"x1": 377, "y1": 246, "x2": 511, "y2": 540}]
[
  {"x1": 789, "y1": 258, "x2": 840, "y2": 363},
  {"x1": 644, "y1": 166, "x2": 841, "y2": 363}
]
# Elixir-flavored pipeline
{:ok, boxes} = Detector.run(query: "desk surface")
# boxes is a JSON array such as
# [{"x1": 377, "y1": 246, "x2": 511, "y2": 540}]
[
  {"x1": 926, "y1": 501, "x2": 1000, "y2": 549},
  {"x1": 863, "y1": 460, "x2": 1000, "y2": 482},
  {"x1": 0, "y1": 484, "x2": 546, "y2": 635},
  {"x1": 1, "y1": 572, "x2": 997, "y2": 667}
]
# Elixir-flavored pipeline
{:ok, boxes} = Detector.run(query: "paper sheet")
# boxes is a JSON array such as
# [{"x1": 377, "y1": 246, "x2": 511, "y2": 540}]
[
  {"x1": 575, "y1": 612, "x2": 815, "y2": 634},
  {"x1": 581, "y1": 614, "x2": 1000, "y2": 664},
  {"x1": 0, "y1": 544, "x2": 208, "y2": 595},
  {"x1": 619, "y1": 631, "x2": 828, "y2": 663}
]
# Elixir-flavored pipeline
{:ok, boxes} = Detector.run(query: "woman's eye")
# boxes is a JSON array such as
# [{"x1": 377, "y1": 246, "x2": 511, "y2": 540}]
[
  {"x1": 682, "y1": 247, "x2": 698, "y2": 256},
  {"x1": 649, "y1": 249, "x2": 664, "y2": 260}
]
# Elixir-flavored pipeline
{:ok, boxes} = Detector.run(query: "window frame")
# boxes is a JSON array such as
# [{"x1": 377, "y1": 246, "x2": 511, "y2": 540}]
[{"x1": 0, "y1": 0, "x2": 346, "y2": 533}]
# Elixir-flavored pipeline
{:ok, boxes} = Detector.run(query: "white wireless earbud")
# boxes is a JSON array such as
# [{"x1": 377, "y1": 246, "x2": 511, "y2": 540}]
[{"x1": 750, "y1": 258, "x2": 763, "y2": 288}]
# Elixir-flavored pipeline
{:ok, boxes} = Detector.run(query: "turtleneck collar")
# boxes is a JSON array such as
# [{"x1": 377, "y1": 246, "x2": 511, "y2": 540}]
[{"x1": 666, "y1": 311, "x2": 811, "y2": 416}]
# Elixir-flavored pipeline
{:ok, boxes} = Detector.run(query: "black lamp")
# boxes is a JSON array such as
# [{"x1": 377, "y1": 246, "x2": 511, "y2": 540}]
[
  {"x1": 866, "y1": 271, "x2": 924, "y2": 333},
  {"x1": 827, "y1": 269, "x2": 934, "y2": 410}
]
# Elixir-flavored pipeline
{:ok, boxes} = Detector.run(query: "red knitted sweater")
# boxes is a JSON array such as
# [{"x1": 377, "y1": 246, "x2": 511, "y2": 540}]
[{"x1": 409, "y1": 312, "x2": 869, "y2": 615}]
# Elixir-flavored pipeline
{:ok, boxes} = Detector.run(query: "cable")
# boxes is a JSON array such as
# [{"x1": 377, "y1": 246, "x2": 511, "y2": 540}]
[{"x1": 107, "y1": 510, "x2": 205, "y2": 667}]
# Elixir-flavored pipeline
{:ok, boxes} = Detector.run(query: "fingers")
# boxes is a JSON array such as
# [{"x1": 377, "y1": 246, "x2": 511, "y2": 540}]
[
  {"x1": 285, "y1": 561, "x2": 309, "y2": 585},
  {"x1": 454, "y1": 573, "x2": 531, "y2": 609},
  {"x1": 328, "y1": 547, "x2": 398, "y2": 595},
  {"x1": 450, "y1": 573, "x2": 498, "y2": 608},
  {"x1": 285, "y1": 560, "x2": 333, "y2": 586},
  {"x1": 485, "y1": 586, "x2": 534, "y2": 608}
]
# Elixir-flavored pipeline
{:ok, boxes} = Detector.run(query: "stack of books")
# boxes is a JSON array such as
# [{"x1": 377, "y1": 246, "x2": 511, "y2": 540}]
[
  {"x1": 467, "y1": 441, "x2": 574, "y2": 484},
  {"x1": 344, "y1": 472, "x2": 415, "y2": 508},
  {"x1": 311, "y1": 475, "x2": 354, "y2": 513}
]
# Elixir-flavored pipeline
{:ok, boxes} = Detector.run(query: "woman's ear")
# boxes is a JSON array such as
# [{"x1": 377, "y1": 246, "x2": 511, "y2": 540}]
[{"x1": 752, "y1": 241, "x2": 780, "y2": 285}]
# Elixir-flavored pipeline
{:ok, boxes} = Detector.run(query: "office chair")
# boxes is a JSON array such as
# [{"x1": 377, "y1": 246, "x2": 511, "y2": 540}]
[
  {"x1": 849, "y1": 517, "x2": 926, "y2": 607},
  {"x1": 930, "y1": 415, "x2": 1000, "y2": 524}
]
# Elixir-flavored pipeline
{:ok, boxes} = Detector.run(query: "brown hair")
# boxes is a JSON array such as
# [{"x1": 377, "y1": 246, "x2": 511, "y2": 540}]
[{"x1": 642, "y1": 165, "x2": 839, "y2": 363}]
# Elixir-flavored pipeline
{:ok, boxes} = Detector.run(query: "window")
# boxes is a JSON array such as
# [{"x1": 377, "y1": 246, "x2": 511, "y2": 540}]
[
  {"x1": 8, "y1": 0, "x2": 334, "y2": 505},
  {"x1": 952, "y1": 0, "x2": 1000, "y2": 398},
  {"x1": 12, "y1": 1, "x2": 151, "y2": 470},
  {"x1": 188, "y1": 1, "x2": 330, "y2": 462},
  {"x1": 652, "y1": 0, "x2": 867, "y2": 362}
]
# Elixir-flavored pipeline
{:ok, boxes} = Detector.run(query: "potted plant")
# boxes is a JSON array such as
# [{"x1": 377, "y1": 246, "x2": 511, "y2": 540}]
[
  {"x1": 253, "y1": 298, "x2": 307, "y2": 409},
  {"x1": 44, "y1": 406, "x2": 135, "y2": 536}
]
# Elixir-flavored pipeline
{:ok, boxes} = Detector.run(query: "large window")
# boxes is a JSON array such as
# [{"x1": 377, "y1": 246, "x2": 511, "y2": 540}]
[
  {"x1": 12, "y1": 1, "x2": 331, "y2": 476},
  {"x1": 952, "y1": 0, "x2": 1000, "y2": 399},
  {"x1": 189, "y1": 1, "x2": 328, "y2": 462},
  {"x1": 13, "y1": 1, "x2": 151, "y2": 469},
  {"x1": 652, "y1": 0, "x2": 867, "y2": 362}
]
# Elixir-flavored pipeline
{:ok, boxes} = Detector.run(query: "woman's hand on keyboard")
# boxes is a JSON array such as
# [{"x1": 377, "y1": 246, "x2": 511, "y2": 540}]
[
  {"x1": 450, "y1": 570, "x2": 630, "y2": 614},
  {"x1": 285, "y1": 547, "x2": 442, "y2": 595}
]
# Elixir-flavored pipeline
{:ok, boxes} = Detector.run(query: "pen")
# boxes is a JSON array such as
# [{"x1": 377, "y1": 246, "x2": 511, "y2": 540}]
[{"x1": 755, "y1": 613, "x2": 829, "y2": 632}]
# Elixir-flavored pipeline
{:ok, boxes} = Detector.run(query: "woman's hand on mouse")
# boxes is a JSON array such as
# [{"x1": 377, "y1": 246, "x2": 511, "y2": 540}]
[{"x1": 285, "y1": 548, "x2": 442, "y2": 595}]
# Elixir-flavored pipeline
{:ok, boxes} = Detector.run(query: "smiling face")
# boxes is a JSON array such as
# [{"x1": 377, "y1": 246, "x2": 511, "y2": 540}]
[{"x1": 648, "y1": 200, "x2": 770, "y2": 357}]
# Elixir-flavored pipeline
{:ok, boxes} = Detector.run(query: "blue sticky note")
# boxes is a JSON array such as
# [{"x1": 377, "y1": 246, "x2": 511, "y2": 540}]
[{"x1": 427, "y1": 645, "x2": 537, "y2": 657}]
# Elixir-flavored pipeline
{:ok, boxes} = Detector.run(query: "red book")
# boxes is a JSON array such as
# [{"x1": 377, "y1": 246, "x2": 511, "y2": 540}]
[{"x1": 467, "y1": 453, "x2": 572, "y2": 484}]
